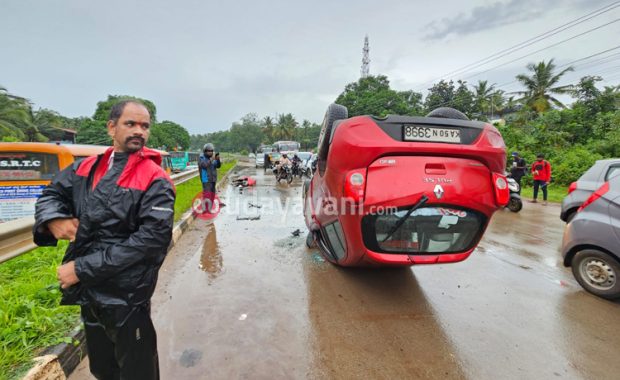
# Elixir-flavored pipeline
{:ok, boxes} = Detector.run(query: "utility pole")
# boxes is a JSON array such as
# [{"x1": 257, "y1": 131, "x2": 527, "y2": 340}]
[{"x1": 361, "y1": 35, "x2": 370, "y2": 78}]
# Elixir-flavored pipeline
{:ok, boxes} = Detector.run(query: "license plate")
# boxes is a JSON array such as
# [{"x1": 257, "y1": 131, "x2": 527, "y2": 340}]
[{"x1": 403, "y1": 125, "x2": 461, "y2": 143}]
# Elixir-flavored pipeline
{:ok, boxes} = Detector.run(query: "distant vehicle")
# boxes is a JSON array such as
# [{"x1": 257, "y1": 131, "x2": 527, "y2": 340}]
[
  {"x1": 255, "y1": 145, "x2": 273, "y2": 168},
  {"x1": 303, "y1": 105, "x2": 509, "y2": 267},
  {"x1": 560, "y1": 159, "x2": 620, "y2": 223},
  {"x1": 273, "y1": 140, "x2": 300, "y2": 155},
  {"x1": 562, "y1": 175, "x2": 620, "y2": 300},
  {"x1": 170, "y1": 151, "x2": 200, "y2": 172},
  {"x1": 0, "y1": 142, "x2": 74, "y2": 222}
]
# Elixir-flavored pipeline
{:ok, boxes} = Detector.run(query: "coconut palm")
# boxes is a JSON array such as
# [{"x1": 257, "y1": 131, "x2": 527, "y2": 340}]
[
  {"x1": 473, "y1": 80, "x2": 496, "y2": 117},
  {"x1": 513, "y1": 59, "x2": 574, "y2": 113},
  {"x1": 273, "y1": 113, "x2": 297, "y2": 140},
  {"x1": 0, "y1": 86, "x2": 31, "y2": 141}
]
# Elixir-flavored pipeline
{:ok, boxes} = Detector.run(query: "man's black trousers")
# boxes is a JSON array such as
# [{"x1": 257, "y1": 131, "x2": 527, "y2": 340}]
[{"x1": 81, "y1": 304, "x2": 159, "y2": 380}]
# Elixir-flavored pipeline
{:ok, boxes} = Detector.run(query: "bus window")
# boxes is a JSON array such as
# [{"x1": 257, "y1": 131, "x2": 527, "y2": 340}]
[{"x1": 0, "y1": 152, "x2": 61, "y2": 181}]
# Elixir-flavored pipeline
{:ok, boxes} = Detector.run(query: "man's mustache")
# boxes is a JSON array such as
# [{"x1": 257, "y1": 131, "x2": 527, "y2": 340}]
[{"x1": 126, "y1": 136, "x2": 145, "y2": 145}]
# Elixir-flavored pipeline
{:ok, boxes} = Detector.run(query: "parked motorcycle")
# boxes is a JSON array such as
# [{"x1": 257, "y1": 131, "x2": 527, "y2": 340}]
[{"x1": 506, "y1": 176, "x2": 523, "y2": 212}]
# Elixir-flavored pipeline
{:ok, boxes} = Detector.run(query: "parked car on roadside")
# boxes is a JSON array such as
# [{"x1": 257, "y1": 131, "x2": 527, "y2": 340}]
[
  {"x1": 303, "y1": 104, "x2": 509, "y2": 267},
  {"x1": 561, "y1": 174, "x2": 620, "y2": 300},
  {"x1": 560, "y1": 158, "x2": 620, "y2": 222}
]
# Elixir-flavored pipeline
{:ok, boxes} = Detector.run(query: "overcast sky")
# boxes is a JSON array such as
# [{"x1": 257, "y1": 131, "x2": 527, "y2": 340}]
[{"x1": 1, "y1": 0, "x2": 618, "y2": 134}]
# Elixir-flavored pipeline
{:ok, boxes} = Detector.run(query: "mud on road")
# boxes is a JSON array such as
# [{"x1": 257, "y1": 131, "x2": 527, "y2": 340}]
[{"x1": 70, "y1": 162, "x2": 620, "y2": 380}]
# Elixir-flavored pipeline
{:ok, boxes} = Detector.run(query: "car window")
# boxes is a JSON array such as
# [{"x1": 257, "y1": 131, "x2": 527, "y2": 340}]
[
  {"x1": 362, "y1": 207, "x2": 485, "y2": 254},
  {"x1": 605, "y1": 165, "x2": 620, "y2": 181}
]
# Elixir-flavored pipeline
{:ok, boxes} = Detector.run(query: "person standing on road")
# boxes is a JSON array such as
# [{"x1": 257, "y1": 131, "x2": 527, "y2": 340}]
[
  {"x1": 199, "y1": 143, "x2": 222, "y2": 209},
  {"x1": 510, "y1": 152, "x2": 527, "y2": 194},
  {"x1": 33, "y1": 100, "x2": 175, "y2": 379},
  {"x1": 530, "y1": 153, "x2": 552, "y2": 205}
]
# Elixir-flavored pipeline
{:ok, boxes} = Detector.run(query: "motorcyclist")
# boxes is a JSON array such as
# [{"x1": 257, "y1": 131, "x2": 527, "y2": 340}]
[
  {"x1": 276, "y1": 153, "x2": 291, "y2": 177},
  {"x1": 291, "y1": 154, "x2": 302, "y2": 176}
]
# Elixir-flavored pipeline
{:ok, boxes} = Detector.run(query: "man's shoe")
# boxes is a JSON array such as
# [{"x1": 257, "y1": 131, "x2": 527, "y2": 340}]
[{"x1": 542, "y1": 201, "x2": 548, "y2": 206}]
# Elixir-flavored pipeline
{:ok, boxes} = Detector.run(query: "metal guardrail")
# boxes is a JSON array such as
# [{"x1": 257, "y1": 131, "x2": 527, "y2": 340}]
[{"x1": 0, "y1": 170, "x2": 199, "y2": 264}]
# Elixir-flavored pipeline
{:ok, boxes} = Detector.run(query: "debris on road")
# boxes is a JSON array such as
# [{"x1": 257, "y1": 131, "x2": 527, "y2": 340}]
[
  {"x1": 236, "y1": 215, "x2": 261, "y2": 221},
  {"x1": 291, "y1": 229, "x2": 301, "y2": 237},
  {"x1": 232, "y1": 176, "x2": 256, "y2": 188},
  {"x1": 239, "y1": 314, "x2": 248, "y2": 321},
  {"x1": 248, "y1": 203, "x2": 262, "y2": 209}
]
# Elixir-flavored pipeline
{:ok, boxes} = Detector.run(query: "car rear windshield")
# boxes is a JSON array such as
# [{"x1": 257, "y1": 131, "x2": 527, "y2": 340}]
[
  {"x1": 0, "y1": 152, "x2": 60, "y2": 181},
  {"x1": 362, "y1": 206, "x2": 486, "y2": 254}
]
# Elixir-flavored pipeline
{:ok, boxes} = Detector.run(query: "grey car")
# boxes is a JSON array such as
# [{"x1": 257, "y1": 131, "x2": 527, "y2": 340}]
[
  {"x1": 560, "y1": 158, "x2": 620, "y2": 222},
  {"x1": 561, "y1": 174, "x2": 620, "y2": 300}
]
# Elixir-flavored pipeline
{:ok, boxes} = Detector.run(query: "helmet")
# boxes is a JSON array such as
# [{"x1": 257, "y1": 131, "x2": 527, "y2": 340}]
[{"x1": 203, "y1": 143, "x2": 214, "y2": 152}]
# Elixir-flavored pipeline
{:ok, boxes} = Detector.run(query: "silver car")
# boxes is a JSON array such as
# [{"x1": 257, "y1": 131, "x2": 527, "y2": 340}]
[
  {"x1": 560, "y1": 158, "x2": 620, "y2": 222},
  {"x1": 561, "y1": 174, "x2": 620, "y2": 300}
]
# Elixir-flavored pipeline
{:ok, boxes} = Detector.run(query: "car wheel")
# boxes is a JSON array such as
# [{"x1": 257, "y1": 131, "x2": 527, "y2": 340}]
[
  {"x1": 571, "y1": 249, "x2": 620, "y2": 300},
  {"x1": 318, "y1": 104, "x2": 348, "y2": 162},
  {"x1": 306, "y1": 231, "x2": 317, "y2": 248},
  {"x1": 507, "y1": 197, "x2": 522, "y2": 212}
]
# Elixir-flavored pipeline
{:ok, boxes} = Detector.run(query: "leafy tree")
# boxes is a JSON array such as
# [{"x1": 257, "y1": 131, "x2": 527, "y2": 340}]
[
  {"x1": 262, "y1": 116, "x2": 275, "y2": 143},
  {"x1": 149, "y1": 121, "x2": 191, "y2": 150},
  {"x1": 335, "y1": 75, "x2": 416, "y2": 117},
  {"x1": 92, "y1": 95, "x2": 157, "y2": 122},
  {"x1": 76, "y1": 119, "x2": 110, "y2": 145},
  {"x1": 424, "y1": 80, "x2": 455, "y2": 113},
  {"x1": 453, "y1": 80, "x2": 475, "y2": 117},
  {"x1": 513, "y1": 59, "x2": 574, "y2": 113}
]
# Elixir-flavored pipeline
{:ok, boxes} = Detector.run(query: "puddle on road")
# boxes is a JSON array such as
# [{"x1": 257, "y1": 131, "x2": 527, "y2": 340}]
[{"x1": 199, "y1": 223, "x2": 224, "y2": 282}]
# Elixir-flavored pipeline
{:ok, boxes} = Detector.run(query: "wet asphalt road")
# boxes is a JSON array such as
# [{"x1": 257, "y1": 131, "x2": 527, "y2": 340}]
[{"x1": 70, "y1": 162, "x2": 620, "y2": 380}]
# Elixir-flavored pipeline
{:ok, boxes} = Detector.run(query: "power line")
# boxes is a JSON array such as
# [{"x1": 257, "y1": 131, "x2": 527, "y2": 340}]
[
  {"x1": 460, "y1": 18, "x2": 620, "y2": 81},
  {"x1": 415, "y1": 1, "x2": 620, "y2": 90},
  {"x1": 496, "y1": 44, "x2": 620, "y2": 89}
]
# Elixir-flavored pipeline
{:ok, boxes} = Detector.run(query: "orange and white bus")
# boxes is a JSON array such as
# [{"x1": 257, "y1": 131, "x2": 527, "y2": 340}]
[{"x1": 0, "y1": 143, "x2": 74, "y2": 222}]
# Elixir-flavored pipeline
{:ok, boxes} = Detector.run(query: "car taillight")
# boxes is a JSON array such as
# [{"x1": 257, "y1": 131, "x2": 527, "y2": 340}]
[
  {"x1": 344, "y1": 169, "x2": 367, "y2": 203},
  {"x1": 493, "y1": 172, "x2": 510, "y2": 206},
  {"x1": 578, "y1": 182, "x2": 609, "y2": 212},
  {"x1": 567, "y1": 182, "x2": 577, "y2": 194}
]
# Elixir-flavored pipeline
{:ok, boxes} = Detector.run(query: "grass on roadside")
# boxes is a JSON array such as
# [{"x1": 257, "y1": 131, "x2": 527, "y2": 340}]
[
  {"x1": 520, "y1": 183, "x2": 568, "y2": 203},
  {"x1": 0, "y1": 160, "x2": 236, "y2": 379}
]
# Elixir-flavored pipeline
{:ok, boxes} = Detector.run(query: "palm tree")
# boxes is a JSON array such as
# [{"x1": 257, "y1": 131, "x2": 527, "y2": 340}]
[
  {"x1": 262, "y1": 116, "x2": 274, "y2": 142},
  {"x1": 473, "y1": 80, "x2": 496, "y2": 117},
  {"x1": 0, "y1": 86, "x2": 31, "y2": 141},
  {"x1": 274, "y1": 113, "x2": 297, "y2": 140},
  {"x1": 513, "y1": 59, "x2": 574, "y2": 113}
]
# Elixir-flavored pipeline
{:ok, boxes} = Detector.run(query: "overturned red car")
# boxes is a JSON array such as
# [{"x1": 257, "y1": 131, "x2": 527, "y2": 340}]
[{"x1": 303, "y1": 105, "x2": 508, "y2": 267}]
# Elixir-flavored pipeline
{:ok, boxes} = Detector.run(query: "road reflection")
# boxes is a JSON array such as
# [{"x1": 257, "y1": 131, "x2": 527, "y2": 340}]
[
  {"x1": 199, "y1": 222, "x2": 223, "y2": 282},
  {"x1": 303, "y1": 258, "x2": 466, "y2": 379}
]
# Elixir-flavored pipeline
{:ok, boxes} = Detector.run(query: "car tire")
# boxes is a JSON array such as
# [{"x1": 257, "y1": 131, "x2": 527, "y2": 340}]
[
  {"x1": 571, "y1": 249, "x2": 620, "y2": 300},
  {"x1": 306, "y1": 231, "x2": 317, "y2": 248},
  {"x1": 318, "y1": 103, "x2": 348, "y2": 162}
]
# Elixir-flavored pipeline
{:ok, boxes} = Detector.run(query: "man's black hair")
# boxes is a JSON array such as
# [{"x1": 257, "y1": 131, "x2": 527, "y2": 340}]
[{"x1": 109, "y1": 100, "x2": 148, "y2": 123}]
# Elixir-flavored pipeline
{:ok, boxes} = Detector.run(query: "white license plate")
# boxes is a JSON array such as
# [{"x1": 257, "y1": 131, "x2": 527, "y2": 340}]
[{"x1": 403, "y1": 126, "x2": 461, "y2": 143}]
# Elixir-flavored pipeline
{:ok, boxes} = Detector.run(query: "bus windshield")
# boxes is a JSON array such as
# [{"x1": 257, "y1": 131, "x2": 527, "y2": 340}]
[{"x1": 0, "y1": 152, "x2": 60, "y2": 181}]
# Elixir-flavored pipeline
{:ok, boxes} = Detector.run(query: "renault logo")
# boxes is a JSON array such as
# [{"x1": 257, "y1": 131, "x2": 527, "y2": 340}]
[{"x1": 434, "y1": 184, "x2": 444, "y2": 199}]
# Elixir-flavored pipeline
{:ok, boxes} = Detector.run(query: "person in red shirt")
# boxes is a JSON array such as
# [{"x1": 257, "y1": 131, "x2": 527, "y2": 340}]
[{"x1": 530, "y1": 153, "x2": 552, "y2": 205}]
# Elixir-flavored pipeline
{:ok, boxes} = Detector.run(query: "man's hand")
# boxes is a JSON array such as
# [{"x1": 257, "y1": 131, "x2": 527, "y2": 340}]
[
  {"x1": 48, "y1": 218, "x2": 79, "y2": 242},
  {"x1": 57, "y1": 261, "x2": 80, "y2": 289}
]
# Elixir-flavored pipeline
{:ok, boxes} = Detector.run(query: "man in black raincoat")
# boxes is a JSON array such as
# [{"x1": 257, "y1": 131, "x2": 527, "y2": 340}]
[{"x1": 33, "y1": 100, "x2": 175, "y2": 379}]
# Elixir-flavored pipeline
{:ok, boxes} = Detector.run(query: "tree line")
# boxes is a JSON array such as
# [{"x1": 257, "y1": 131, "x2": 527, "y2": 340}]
[
  {"x1": 190, "y1": 113, "x2": 322, "y2": 154},
  {"x1": 0, "y1": 91, "x2": 191, "y2": 151}
]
